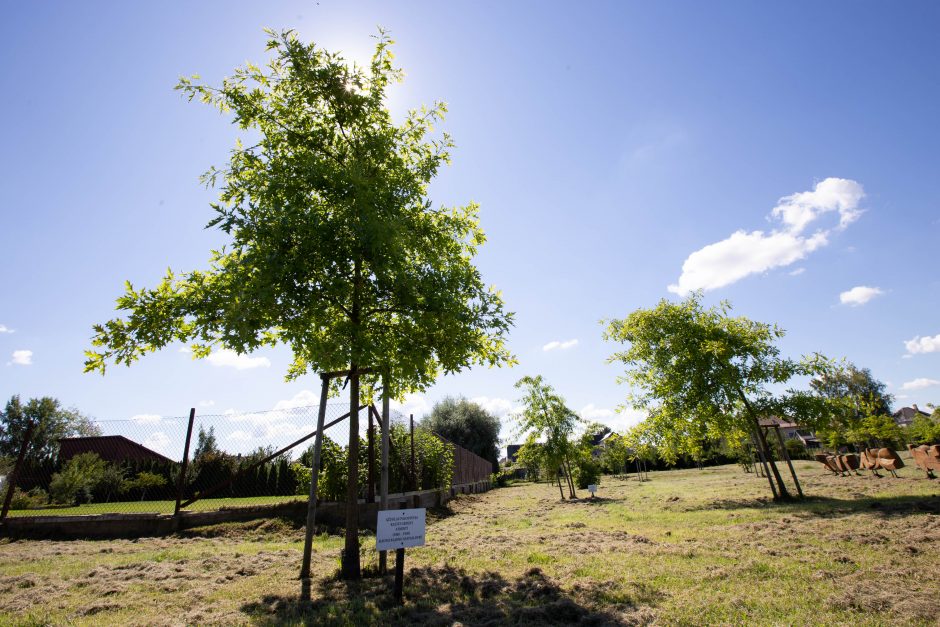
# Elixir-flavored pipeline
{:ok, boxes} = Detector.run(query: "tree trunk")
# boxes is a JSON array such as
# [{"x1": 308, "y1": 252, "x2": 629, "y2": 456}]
[
  {"x1": 342, "y1": 254, "x2": 363, "y2": 580},
  {"x1": 738, "y1": 390, "x2": 790, "y2": 499},
  {"x1": 342, "y1": 364, "x2": 361, "y2": 580},
  {"x1": 556, "y1": 471, "x2": 565, "y2": 499},
  {"x1": 563, "y1": 454, "x2": 577, "y2": 499}
]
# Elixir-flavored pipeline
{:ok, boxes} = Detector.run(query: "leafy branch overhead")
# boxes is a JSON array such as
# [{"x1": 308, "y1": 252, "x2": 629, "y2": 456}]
[{"x1": 85, "y1": 29, "x2": 515, "y2": 395}]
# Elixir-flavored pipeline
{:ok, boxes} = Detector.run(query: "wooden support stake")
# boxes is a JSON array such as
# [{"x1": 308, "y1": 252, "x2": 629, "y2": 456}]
[
  {"x1": 410, "y1": 414, "x2": 417, "y2": 492},
  {"x1": 367, "y1": 410, "x2": 375, "y2": 503},
  {"x1": 174, "y1": 409, "x2": 196, "y2": 517},
  {"x1": 1, "y1": 421, "x2": 35, "y2": 521},
  {"x1": 751, "y1": 431, "x2": 779, "y2": 500},
  {"x1": 772, "y1": 426, "x2": 804, "y2": 498},
  {"x1": 300, "y1": 377, "x2": 330, "y2": 579},
  {"x1": 379, "y1": 376, "x2": 391, "y2": 574}
]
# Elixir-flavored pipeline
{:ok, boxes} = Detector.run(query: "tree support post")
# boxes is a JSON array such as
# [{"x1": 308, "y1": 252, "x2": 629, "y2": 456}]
[
  {"x1": 367, "y1": 410, "x2": 376, "y2": 503},
  {"x1": 410, "y1": 414, "x2": 417, "y2": 492},
  {"x1": 300, "y1": 375, "x2": 331, "y2": 579},
  {"x1": 770, "y1": 425, "x2": 803, "y2": 498},
  {"x1": 750, "y1": 431, "x2": 779, "y2": 500},
  {"x1": 379, "y1": 372, "x2": 391, "y2": 574},
  {"x1": 174, "y1": 408, "x2": 196, "y2": 519},
  {"x1": 1, "y1": 421, "x2": 35, "y2": 522}
]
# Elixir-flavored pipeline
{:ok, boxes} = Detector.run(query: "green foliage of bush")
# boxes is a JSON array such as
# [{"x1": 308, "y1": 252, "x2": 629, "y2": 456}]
[
  {"x1": 293, "y1": 426, "x2": 454, "y2": 500},
  {"x1": 8, "y1": 487, "x2": 48, "y2": 510},
  {"x1": 572, "y1": 450, "x2": 602, "y2": 489},
  {"x1": 123, "y1": 471, "x2": 167, "y2": 501},
  {"x1": 909, "y1": 411, "x2": 940, "y2": 444},
  {"x1": 49, "y1": 452, "x2": 108, "y2": 504}
]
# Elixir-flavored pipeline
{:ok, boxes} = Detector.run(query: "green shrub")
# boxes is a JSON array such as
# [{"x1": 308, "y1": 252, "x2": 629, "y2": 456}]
[
  {"x1": 49, "y1": 453, "x2": 108, "y2": 504},
  {"x1": 572, "y1": 451, "x2": 602, "y2": 490},
  {"x1": 490, "y1": 469, "x2": 513, "y2": 488},
  {"x1": 9, "y1": 487, "x2": 48, "y2": 509}
]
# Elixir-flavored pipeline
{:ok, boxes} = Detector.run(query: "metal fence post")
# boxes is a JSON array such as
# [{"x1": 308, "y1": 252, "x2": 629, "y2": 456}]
[
  {"x1": 1, "y1": 421, "x2": 35, "y2": 521},
  {"x1": 174, "y1": 409, "x2": 196, "y2": 517}
]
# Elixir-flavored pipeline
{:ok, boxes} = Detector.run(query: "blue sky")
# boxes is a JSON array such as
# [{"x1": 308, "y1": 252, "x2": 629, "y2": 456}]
[{"x1": 2, "y1": 1, "x2": 938, "y2": 453}]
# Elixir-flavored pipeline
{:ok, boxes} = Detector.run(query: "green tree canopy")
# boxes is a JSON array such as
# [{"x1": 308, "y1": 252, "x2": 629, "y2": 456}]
[
  {"x1": 423, "y1": 397, "x2": 501, "y2": 471},
  {"x1": 1, "y1": 395, "x2": 100, "y2": 462},
  {"x1": 84, "y1": 29, "x2": 513, "y2": 580},
  {"x1": 809, "y1": 362, "x2": 894, "y2": 447},
  {"x1": 83, "y1": 29, "x2": 513, "y2": 394},
  {"x1": 603, "y1": 293, "x2": 823, "y2": 499}
]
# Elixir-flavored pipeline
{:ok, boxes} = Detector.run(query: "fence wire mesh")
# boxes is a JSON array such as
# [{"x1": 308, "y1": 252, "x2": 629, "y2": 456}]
[{"x1": 2, "y1": 402, "x2": 493, "y2": 520}]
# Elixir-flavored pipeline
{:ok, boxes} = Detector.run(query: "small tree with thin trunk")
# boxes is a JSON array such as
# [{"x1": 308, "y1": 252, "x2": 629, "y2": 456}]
[
  {"x1": 514, "y1": 376, "x2": 580, "y2": 499},
  {"x1": 603, "y1": 293, "x2": 824, "y2": 500},
  {"x1": 85, "y1": 29, "x2": 514, "y2": 579}
]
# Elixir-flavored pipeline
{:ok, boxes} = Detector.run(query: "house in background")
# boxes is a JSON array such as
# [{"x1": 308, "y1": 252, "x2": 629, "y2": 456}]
[
  {"x1": 892, "y1": 405, "x2": 930, "y2": 427},
  {"x1": 504, "y1": 444, "x2": 523, "y2": 464},
  {"x1": 758, "y1": 416, "x2": 821, "y2": 449},
  {"x1": 58, "y1": 436, "x2": 175, "y2": 465}
]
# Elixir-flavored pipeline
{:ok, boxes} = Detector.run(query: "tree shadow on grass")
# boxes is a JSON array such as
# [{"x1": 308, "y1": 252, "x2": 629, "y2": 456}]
[
  {"x1": 687, "y1": 493, "x2": 940, "y2": 519},
  {"x1": 558, "y1": 496, "x2": 621, "y2": 506},
  {"x1": 241, "y1": 564, "x2": 653, "y2": 626}
]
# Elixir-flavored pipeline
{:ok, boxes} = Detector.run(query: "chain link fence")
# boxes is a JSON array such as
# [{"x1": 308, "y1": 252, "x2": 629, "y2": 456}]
[{"x1": 1, "y1": 402, "x2": 489, "y2": 520}]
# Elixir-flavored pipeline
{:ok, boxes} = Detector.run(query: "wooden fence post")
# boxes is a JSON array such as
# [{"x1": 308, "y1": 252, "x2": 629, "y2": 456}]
[
  {"x1": 174, "y1": 409, "x2": 196, "y2": 518},
  {"x1": 1, "y1": 421, "x2": 35, "y2": 521}
]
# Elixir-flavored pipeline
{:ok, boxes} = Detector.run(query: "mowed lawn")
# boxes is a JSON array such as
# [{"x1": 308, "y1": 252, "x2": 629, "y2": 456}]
[{"x1": 1, "y1": 461, "x2": 938, "y2": 625}]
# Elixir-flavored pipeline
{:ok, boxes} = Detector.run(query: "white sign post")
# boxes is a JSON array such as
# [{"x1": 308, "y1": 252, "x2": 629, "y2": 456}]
[{"x1": 377, "y1": 508, "x2": 426, "y2": 603}]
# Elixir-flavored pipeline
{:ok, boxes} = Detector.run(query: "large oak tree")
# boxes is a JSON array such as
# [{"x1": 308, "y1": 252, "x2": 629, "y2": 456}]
[{"x1": 86, "y1": 30, "x2": 514, "y2": 578}]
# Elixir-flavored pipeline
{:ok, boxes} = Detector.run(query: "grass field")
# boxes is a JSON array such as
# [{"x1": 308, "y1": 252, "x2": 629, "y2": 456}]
[
  {"x1": 6, "y1": 495, "x2": 306, "y2": 517},
  {"x1": 1, "y1": 461, "x2": 938, "y2": 625}
]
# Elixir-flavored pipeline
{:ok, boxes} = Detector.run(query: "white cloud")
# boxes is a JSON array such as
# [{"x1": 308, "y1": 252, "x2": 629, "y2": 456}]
[
  {"x1": 391, "y1": 393, "x2": 430, "y2": 419},
  {"x1": 839, "y1": 286, "x2": 884, "y2": 307},
  {"x1": 905, "y1": 334, "x2": 940, "y2": 355},
  {"x1": 668, "y1": 178, "x2": 864, "y2": 295},
  {"x1": 579, "y1": 403, "x2": 615, "y2": 421},
  {"x1": 543, "y1": 339, "x2": 579, "y2": 352},
  {"x1": 770, "y1": 177, "x2": 864, "y2": 233},
  {"x1": 198, "y1": 400, "x2": 215, "y2": 408},
  {"x1": 9, "y1": 350, "x2": 32, "y2": 366},
  {"x1": 273, "y1": 390, "x2": 320, "y2": 411},
  {"x1": 788, "y1": 267, "x2": 805, "y2": 276},
  {"x1": 180, "y1": 346, "x2": 271, "y2": 370},
  {"x1": 0, "y1": 324, "x2": 13, "y2": 334},
  {"x1": 228, "y1": 430, "x2": 253, "y2": 442},
  {"x1": 901, "y1": 378, "x2": 940, "y2": 391},
  {"x1": 131, "y1": 414, "x2": 162, "y2": 425},
  {"x1": 471, "y1": 396, "x2": 521, "y2": 418},
  {"x1": 143, "y1": 431, "x2": 171, "y2": 454}
]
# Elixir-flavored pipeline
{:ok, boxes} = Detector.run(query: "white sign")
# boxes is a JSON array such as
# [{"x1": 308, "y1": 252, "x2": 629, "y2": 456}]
[
  {"x1": 588, "y1": 484, "x2": 597, "y2": 494},
  {"x1": 376, "y1": 508, "x2": 426, "y2": 551}
]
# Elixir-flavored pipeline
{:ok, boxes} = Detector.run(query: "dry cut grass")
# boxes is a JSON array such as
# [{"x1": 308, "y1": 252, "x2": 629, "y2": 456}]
[{"x1": 1, "y1": 460, "x2": 938, "y2": 626}]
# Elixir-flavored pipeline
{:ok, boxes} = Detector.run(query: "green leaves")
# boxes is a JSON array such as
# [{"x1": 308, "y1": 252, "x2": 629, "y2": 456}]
[
  {"x1": 87, "y1": 29, "x2": 515, "y2": 397},
  {"x1": 603, "y1": 292, "x2": 823, "y2": 461}
]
